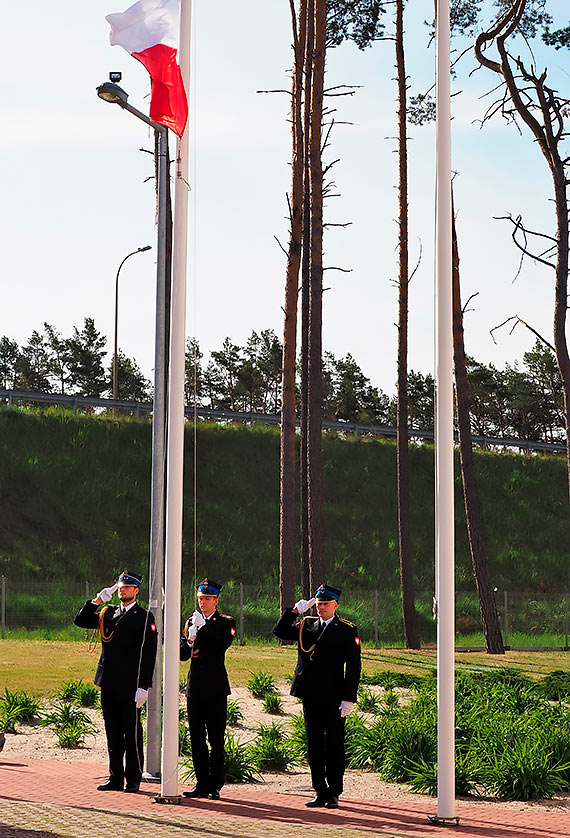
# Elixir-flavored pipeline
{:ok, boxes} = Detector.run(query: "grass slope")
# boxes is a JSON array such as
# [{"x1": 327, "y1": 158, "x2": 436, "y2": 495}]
[{"x1": 0, "y1": 407, "x2": 568, "y2": 596}]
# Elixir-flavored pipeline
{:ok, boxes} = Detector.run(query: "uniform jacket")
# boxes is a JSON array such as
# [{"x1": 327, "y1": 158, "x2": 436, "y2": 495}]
[
  {"x1": 180, "y1": 610, "x2": 236, "y2": 700},
  {"x1": 74, "y1": 600, "x2": 158, "y2": 693},
  {"x1": 273, "y1": 608, "x2": 361, "y2": 705}
]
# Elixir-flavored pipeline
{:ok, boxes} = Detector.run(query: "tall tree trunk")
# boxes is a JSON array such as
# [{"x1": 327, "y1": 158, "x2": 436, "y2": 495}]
[
  {"x1": 474, "y1": 0, "x2": 570, "y2": 499},
  {"x1": 307, "y1": 0, "x2": 326, "y2": 592},
  {"x1": 452, "y1": 198, "x2": 504, "y2": 655},
  {"x1": 395, "y1": 0, "x2": 420, "y2": 649},
  {"x1": 300, "y1": 0, "x2": 314, "y2": 599},
  {"x1": 280, "y1": 0, "x2": 307, "y2": 614}
]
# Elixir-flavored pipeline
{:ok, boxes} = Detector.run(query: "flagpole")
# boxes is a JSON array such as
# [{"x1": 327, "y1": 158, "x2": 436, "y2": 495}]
[
  {"x1": 159, "y1": 0, "x2": 191, "y2": 801},
  {"x1": 435, "y1": 0, "x2": 455, "y2": 824}
]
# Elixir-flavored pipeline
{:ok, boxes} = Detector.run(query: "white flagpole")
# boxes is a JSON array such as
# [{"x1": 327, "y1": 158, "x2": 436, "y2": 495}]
[
  {"x1": 160, "y1": 0, "x2": 191, "y2": 801},
  {"x1": 435, "y1": 0, "x2": 455, "y2": 823}
]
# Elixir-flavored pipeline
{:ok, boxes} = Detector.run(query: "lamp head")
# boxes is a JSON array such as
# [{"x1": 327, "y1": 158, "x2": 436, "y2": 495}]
[{"x1": 96, "y1": 82, "x2": 129, "y2": 106}]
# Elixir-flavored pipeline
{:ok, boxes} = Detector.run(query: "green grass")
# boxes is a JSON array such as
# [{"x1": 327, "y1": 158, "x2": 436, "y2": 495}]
[{"x1": 1, "y1": 407, "x2": 568, "y2": 612}]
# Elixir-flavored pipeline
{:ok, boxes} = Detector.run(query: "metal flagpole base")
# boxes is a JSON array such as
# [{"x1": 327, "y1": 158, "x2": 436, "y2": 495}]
[
  {"x1": 427, "y1": 815, "x2": 460, "y2": 827},
  {"x1": 142, "y1": 772, "x2": 161, "y2": 783},
  {"x1": 153, "y1": 794, "x2": 182, "y2": 804}
]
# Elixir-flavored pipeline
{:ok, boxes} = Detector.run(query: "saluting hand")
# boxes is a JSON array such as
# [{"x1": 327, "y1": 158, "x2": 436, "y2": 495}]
[
  {"x1": 93, "y1": 583, "x2": 118, "y2": 605},
  {"x1": 293, "y1": 597, "x2": 316, "y2": 615}
]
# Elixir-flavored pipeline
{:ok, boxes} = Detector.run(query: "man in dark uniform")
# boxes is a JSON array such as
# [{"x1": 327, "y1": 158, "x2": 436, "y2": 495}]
[
  {"x1": 180, "y1": 578, "x2": 236, "y2": 800},
  {"x1": 74, "y1": 570, "x2": 158, "y2": 793},
  {"x1": 273, "y1": 584, "x2": 361, "y2": 809}
]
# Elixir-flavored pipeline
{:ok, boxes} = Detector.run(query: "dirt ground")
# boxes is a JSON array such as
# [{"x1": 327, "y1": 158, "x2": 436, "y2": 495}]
[{"x1": 4, "y1": 680, "x2": 570, "y2": 814}]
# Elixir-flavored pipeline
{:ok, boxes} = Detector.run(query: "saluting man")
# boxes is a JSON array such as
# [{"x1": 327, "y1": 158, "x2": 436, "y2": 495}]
[
  {"x1": 73, "y1": 570, "x2": 158, "y2": 793},
  {"x1": 273, "y1": 584, "x2": 361, "y2": 809},
  {"x1": 180, "y1": 578, "x2": 236, "y2": 800}
]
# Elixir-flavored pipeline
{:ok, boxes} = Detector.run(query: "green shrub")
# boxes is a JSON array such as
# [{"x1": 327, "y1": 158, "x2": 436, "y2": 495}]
[
  {"x1": 55, "y1": 719, "x2": 94, "y2": 749},
  {"x1": 287, "y1": 713, "x2": 308, "y2": 762},
  {"x1": 263, "y1": 691, "x2": 284, "y2": 715},
  {"x1": 40, "y1": 702, "x2": 96, "y2": 749},
  {"x1": 345, "y1": 714, "x2": 385, "y2": 770},
  {"x1": 247, "y1": 671, "x2": 277, "y2": 699},
  {"x1": 179, "y1": 721, "x2": 192, "y2": 757},
  {"x1": 250, "y1": 722, "x2": 302, "y2": 771},
  {"x1": 0, "y1": 688, "x2": 41, "y2": 731},
  {"x1": 485, "y1": 738, "x2": 569, "y2": 801},
  {"x1": 382, "y1": 717, "x2": 437, "y2": 783},
  {"x1": 360, "y1": 670, "x2": 421, "y2": 690},
  {"x1": 227, "y1": 699, "x2": 244, "y2": 726},
  {"x1": 357, "y1": 687, "x2": 381, "y2": 714},
  {"x1": 58, "y1": 679, "x2": 99, "y2": 708},
  {"x1": 407, "y1": 751, "x2": 480, "y2": 797},
  {"x1": 223, "y1": 733, "x2": 261, "y2": 784},
  {"x1": 536, "y1": 670, "x2": 570, "y2": 701}
]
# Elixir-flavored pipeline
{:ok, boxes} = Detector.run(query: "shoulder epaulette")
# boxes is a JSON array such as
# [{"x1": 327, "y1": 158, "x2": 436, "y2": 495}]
[
  {"x1": 220, "y1": 613, "x2": 235, "y2": 620},
  {"x1": 339, "y1": 617, "x2": 355, "y2": 627},
  {"x1": 303, "y1": 615, "x2": 319, "y2": 622}
]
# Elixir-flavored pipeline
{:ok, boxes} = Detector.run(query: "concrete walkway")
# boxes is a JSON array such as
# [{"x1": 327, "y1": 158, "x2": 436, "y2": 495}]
[{"x1": 1, "y1": 758, "x2": 569, "y2": 838}]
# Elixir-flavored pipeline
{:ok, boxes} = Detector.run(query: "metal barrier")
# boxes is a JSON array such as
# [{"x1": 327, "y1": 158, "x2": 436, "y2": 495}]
[
  {"x1": 2, "y1": 577, "x2": 570, "y2": 648},
  {"x1": 0, "y1": 389, "x2": 566, "y2": 453}
]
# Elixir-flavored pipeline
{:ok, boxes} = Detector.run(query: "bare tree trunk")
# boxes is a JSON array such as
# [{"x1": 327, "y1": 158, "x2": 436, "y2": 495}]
[
  {"x1": 300, "y1": 0, "x2": 314, "y2": 599},
  {"x1": 395, "y1": 0, "x2": 420, "y2": 649},
  {"x1": 452, "y1": 199, "x2": 504, "y2": 654},
  {"x1": 280, "y1": 0, "x2": 307, "y2": 614},
  {"x1": 474, "y1": 0, "x2": 570, "y2": 498},
  {"x1": 307, "y1": 0, "x2": 326, "y2": 592}
]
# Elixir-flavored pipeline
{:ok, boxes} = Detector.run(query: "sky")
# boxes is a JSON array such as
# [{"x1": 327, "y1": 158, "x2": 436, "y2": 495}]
[{"x1": 1, "y1": 0, "x2": 568, "y2": 398}]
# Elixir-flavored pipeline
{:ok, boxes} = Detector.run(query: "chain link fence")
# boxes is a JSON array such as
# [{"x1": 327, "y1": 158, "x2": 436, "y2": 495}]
[{"x1": 2, "y1": 576, "x2": 570, "y2": 649}]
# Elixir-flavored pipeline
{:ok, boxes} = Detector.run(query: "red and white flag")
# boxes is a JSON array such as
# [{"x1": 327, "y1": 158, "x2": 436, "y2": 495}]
[{"x1": 106, "y1": 0, "x2": 188, "y2": 136}]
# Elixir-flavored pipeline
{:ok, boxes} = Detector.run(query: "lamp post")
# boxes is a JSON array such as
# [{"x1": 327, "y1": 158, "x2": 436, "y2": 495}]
[
  {"x1": 97, "y1": 80, "x2": 170, "y2": 781},
  {"x1": 113, "y1": 246, "x2": 152, "y2": 405}
]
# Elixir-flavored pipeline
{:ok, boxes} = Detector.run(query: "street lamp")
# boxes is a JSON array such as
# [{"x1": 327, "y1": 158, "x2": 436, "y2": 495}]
[
  {"x1": 97, "y1": 79, "x2": 170, "y2": 781},
  {"x1": 113, "y1": 246, "x2": 152, "y2": 404}
]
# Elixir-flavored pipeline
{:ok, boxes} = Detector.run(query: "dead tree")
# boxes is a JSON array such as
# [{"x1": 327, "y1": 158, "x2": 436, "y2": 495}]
[
  {"x1": 452, "y1": 195, "x2": 505, "y2": 654},
  {"x1": 279, "y1": 0, "x2": 308, "y2": 615},
  {"x1": 395, "y1": 0, "x2": 420, "y2": 648},
  {"x1": 474, "y1": 0, "x2": 570, "y2": 498}
]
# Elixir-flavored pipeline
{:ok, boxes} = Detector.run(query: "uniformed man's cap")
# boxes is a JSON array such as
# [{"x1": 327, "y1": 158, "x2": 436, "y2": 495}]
[
  {"x1": 117, "y1": 570, "x2": 142, "y2": 587},
  {"x1": 314, "y1": 584, "x2": 342, "y2": 602},
  {"x1": 196, "y1": 578, "x2": 222, "y2": 596}
]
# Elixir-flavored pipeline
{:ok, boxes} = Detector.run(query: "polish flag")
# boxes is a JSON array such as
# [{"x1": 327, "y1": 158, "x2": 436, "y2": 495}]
[{"x1": 106, "y1": 0, "x2": 188, "y2": 136}]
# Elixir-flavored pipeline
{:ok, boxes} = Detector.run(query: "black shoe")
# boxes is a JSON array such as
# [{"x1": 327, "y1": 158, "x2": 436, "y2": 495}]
[
  {"x1": 183, "y1": 786, "x2": 208, "y2": 798},
  {"x1": 124, "y1": 784, "x2": 140, "y2": 793},
  {"x1": 208, "y1": 790, "x2": 221, "y2": 800},
  {"x1": 305, "y1": 794, "x2": 328, "y2": 808},
  {"x1": 325, "y1": 795, "x2": 339, "y2": 809},
  {"x1": 97, "y1": 781, "x2": 123, "y2": 791}
]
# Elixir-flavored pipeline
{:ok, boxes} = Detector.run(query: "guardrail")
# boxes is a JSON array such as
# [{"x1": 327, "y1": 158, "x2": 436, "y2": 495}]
[{"x1": 0, "y1": 388, "x2": 566, "y2": 453}]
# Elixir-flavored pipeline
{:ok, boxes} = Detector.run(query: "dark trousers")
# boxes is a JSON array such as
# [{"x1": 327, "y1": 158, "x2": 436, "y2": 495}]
[
  {"x1": 100, "y1": 687, "x2": 144, "y2": 786},
  {"x1": 187, "y1": 693, "x2": 227, "y2": 793},
  {"x1": 303, "y1": 699, "x2": 346, "y2": 797}
]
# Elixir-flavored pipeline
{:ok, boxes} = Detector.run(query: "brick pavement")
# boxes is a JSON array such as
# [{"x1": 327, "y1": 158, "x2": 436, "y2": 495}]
[{"x1": 1, "y1": 758, "x2": 570, "y2": 838}]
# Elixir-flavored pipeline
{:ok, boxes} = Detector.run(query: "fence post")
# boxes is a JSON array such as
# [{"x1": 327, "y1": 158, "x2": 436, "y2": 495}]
[
  {"x1": 1, "y1": 576, "x2": 5, "y2": 639},
  {"x1": 374, "y1": 590, "x2": 379, "y2": 649},
  {"x1": 564, "y1": 594, "x2": 568, "y2": 652},
  {"x1": 85, "y1": 581, "x2": 90, "y2": 601},
  {"x1": 503, "y1": 590, "x2": 509, "y2": 649},
  {"x1": 239, "y1": 582, "x2": 244, "y2": 646}
]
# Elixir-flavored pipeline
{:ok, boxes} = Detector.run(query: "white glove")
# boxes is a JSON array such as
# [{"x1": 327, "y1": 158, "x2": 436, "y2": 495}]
[
  {"x1": 187, "y1": 625, "x2": 198, "y2": 644},
  {"x1": 95, "y1": 584, "x2": 118, "y2": 603},
  {"x1": 339, "y1": 700, "x2": 354, "y2": 718},
  {"x1": 192, "y1": 610, "x2": 206, "y2": 629},
  {"x1": 135, "y1": 688, "x2": 148, "y2": 708},
  {"x1": 294, "y1": 597, "x2": 316, "y2": 614}
]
